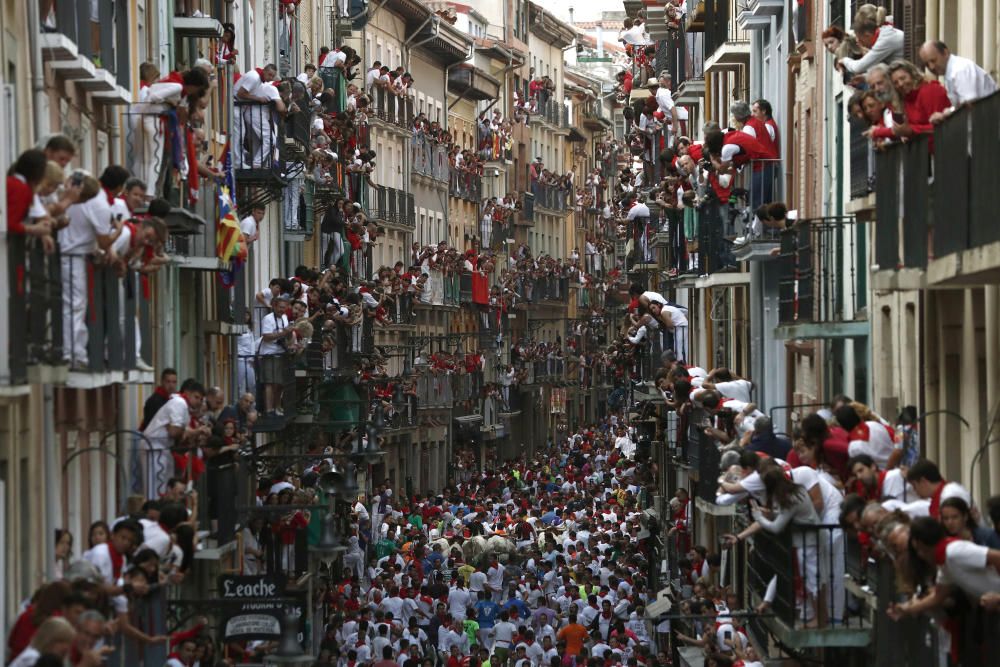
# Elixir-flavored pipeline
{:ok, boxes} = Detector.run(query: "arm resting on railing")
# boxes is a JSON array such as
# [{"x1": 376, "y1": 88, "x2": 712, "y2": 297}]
[{"x1": 887, "y1": 584, "x2": 951, "y2": 620}]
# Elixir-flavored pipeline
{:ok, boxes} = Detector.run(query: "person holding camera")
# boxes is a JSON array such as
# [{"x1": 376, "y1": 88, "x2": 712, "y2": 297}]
[{"x1": 258, "y1": 294, "x2": 294, "y2": 416}]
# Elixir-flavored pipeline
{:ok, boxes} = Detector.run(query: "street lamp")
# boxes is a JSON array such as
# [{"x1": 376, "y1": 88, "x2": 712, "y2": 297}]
[{"x1": 263, "y1": 611, "x2": 313, "y2": 666}]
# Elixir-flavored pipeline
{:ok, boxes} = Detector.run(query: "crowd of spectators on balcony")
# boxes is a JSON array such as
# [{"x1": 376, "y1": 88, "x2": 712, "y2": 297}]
[
  {"x1": 7, "y1": 134, "x2": 173, "y2": 371},
  {"x1": 650, "y1": 342, "x2": 1000, "y2": 661},
  {"x1": 3, "y1": 373, "x2": 265, "y2": 666},
  {"x1": 825, "y1": 5, "x2": 998, "y2": 154}
]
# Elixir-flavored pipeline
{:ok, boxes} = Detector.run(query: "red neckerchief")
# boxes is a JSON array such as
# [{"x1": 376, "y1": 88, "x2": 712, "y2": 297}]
[
  {"x1": 929, "y1": 482, "x2": 947, "y2": 518},
  {"x1": 255, "y1": 67, "x2": 265, "y2": 78},
  {"x1": 140, "y1": 81, "x2": 150, "y2": 89},
  {"x1": 154, "y1": 386, "x2": 171, "y2": 399},
  {"x1": 159, "y1": 71, "x2": 184, "y2": 86},
  {"x1": 103, "y1": 186, "x2": 116, "y2": 205},
  {"x1": 107, "y1": 542, "x2": 125, "y2": 579},
  {"x1": 933, "y1": 536, "x2": 961, "y2": 565}
]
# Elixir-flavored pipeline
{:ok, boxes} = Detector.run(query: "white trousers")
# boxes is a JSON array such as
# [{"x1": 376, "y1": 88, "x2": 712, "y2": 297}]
[{"x1": 61, "y1": 255, "x2": 89, "y2": 366}]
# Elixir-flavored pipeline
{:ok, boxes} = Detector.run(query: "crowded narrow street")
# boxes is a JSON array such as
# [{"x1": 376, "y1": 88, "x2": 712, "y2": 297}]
[{"x1": 3, "y1": 2, "x2": 1000, "y2": 667}]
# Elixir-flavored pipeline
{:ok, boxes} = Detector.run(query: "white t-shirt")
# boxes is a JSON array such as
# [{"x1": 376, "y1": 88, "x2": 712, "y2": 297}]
[
  {"x1": 321, "y1": 50, "x2": 347, "y2": 68},
  {"x1": 944, "y1": 53, "x2": 998, "y2": 105},
  {"x1": 790, "y1": 466, "x2": 843, "y2": 523},
  {"x1": 143, "y1": 394, "x2": 190, "y2": 447},
  {"x1": 61, "y1": 194, "x2": 113, "y2": 255},
  {"x1": 140, "y1": 518, "x2": 173, "y2": 559},
  {"x1": 83, "y1": 543, "x2": 124, "y2": 585},
  {"x1": 146, "y1": 81, "x2": 184, "y2": 106},
  {"x1": 846, "y1": 421, "x2": 896, "y2": 468},
  {"x1": 655, "y1": 87, "x2": 675, "y2": 116},
  {"x1": 9, "y1": 648, "x2": 41, "y2": 667},
  {"x1": 240, "y1": 214, "x2": 258, "y2": 239},
  {"x1": 938, "y1": 540, "x2": 1000, "y2": 598},
  {"x1": 234, "y1": 69, "x2": 265, "y2": 100},
  {"x1": 714, "y1": 379, "x2": 752, "y2": 403},
  {"x1": 259, "y1": 312, "x2": 289, "y2": 355}
]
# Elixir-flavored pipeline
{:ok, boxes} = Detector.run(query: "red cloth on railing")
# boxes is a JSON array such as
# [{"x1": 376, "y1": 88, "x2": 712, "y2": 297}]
[{"x1": 472, "y1": 273, "x2": 490, "y2": 305}]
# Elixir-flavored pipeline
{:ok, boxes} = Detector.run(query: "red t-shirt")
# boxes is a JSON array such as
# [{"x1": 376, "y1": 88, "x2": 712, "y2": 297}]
[{"x1": 6, "y1": 175, "x2": 33, "y2": 233}]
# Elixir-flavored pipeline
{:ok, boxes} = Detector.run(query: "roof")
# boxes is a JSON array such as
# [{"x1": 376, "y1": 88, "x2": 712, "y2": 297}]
[{"x1": 573, "y1": 21, "x2": 625, "y2": 30}]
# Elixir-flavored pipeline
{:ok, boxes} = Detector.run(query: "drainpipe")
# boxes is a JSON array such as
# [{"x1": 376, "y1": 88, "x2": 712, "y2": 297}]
[
  {"x1": 27, "y1": 0, "x2": 49, "y2": 139},
  {"x1": 28, "y1": 0, "x2": 59, "y2": 588}
]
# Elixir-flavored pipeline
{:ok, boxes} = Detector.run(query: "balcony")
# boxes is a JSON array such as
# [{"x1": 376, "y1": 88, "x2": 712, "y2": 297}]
[
  {"x1": 232, "y1": 101, "x2": 291, "y2": 189},
  {"x1": 747, "y1": 524, "x2": 870, "y2": 648},
  {"x1": 737, "y1": 0, "x2": 784, "y2": 31},
  {"x1": 447, "y1": 64, "x2": 501, "y2": 102},
  {"x1": 411, "y1": 135, "x2": 450, "y2": 182},
  {"x1": 369, "y1": 87, "x2": 414, "y2": 132},
  {"x1": 364, "y1": 183, "x2": 416, "y2": 230},
  {"x1": 44, "y1": 1, "x2": 131, "y2": 94},
  {"x1": 774, "y1": 217, "x2": 869, "y2": 340},
  {"x1": 531, "y1": 97, "x2": 569, "y2": 132},
  {"x1": 703, "y1": 0, "x2": 751, "y2": 70},
  {"x1": 684, "y1": 409, "x2": 726, "y2": 508},
  {"x1": 520, "y1": 192, "x2": 535, "y2": 225},
  {"x1": 60, "y1": 253, "x2": 154, "y2": 387},
  {"x1": 415, "y1": 372, "x2": 455, "y2": 409},
  {"x1": 581, "y1": 102, "x2": 612, "y2": 132},
  {"x1": 532, "y1": 183, "x2": 570, "y2": 215},
  {"x1": 449, "y1": 168, "x2": 483, "y2": 203},
  {"x1": 925, "y1": 92, "x2": 1000, "y2": 286},
  {"x1": 848, "y1": 121, "x2": 876, "y2": 210},
  {"x1": 4, "y1": 239, "x2": 65, "y2": 386}
]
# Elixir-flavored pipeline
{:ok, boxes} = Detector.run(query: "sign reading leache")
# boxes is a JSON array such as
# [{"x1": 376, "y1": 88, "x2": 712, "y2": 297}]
[{"x1": 217, "y1": 575, "x2": 304, "y2": 641}]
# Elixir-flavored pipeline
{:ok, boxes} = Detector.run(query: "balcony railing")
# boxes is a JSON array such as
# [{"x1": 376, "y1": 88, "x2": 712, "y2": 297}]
[
  {"x1": 522, "y1": 192, "x2": 535, "y2": 224},
  {"x1": 364, "y1": 183, "x2": 416, "y2": 228},
  {"x1": 232, "y1": 101, "x2": 288, "y2": 179},
  {"x1": 747, "y1": 523, "x2": 855, "y2": 630},
  {"x1": 516, "y1": 276, "x2": 569, "y2": 304},
  {"x1": 874, "y1": 136, "x2": 930, "y2": 271},
  {"x1": 415, "y1": 372, "x2": 455, "y2": 408},
  {"x1": 703, "y1": 0, "x2": 750, "y2": 60},
  {"x1": 532, "y1": 183, "x2": 571, "y2": 213},
  {"x1": 531, "y1": 97, "x2": 568, "y2": 128},
  {"x1": 874, "y1": 91, "x2": 1000, "y2": 272},
  {"x1": 370, "y1": 87, "x2": 413, "y2": 128},
  {"x1": 777, "y1": 217, "x2": 863, "y2": 325},
  {"x1": 449, "y1": 168, "x2": 483, "y2": 202},
  {"x1": 849, "y1": 121, "x2": 875, "y2": 200},
  {"x1": 4, "y1": 238, "x2": 63, "y2": 384},
  {"x1": 61, "y1": 253, "x2": 153, "y2": 374},
  {"x1": 411, "y1": 135, "x2": 450, "y2": 181}
]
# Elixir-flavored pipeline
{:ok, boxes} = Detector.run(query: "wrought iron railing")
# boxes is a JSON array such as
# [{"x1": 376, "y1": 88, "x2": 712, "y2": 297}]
[{"x1": 777, "y1": 216, "x2": 863, "y2": 325}]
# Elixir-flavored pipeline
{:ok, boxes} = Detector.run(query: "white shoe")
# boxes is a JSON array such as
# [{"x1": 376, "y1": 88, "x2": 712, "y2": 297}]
[{"x1": 135, "y1": 360, "x2": 155, "y2": 372}]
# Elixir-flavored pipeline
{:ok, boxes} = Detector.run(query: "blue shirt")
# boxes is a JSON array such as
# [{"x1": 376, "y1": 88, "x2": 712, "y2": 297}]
[
  {"x1": 502, "y1": 598, "x2": 530, "y2": 619},
  {"x1": 475, "y1": 600, "x2": 501, "y2": 629},
  {"x1": 540, "y1": 512, "x2": 559, "y2": 526}
]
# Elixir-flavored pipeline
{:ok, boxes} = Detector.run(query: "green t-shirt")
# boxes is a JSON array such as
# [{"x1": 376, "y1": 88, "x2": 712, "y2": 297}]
[
  {"x1": 463, "y1": 619, "x2": 480, "y2": 645},
  {"x1": 375, "y1": 538, "x2": 396, "y2": 560}
]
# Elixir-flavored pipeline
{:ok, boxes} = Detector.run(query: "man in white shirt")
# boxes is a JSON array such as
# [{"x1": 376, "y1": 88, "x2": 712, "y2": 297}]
[
  {"x1": 143, "y1": 378, "x2": 209, "y2": 498},
  {"x1": 234, "y1": 64, "x2": 278, "y2": 168},
  {"x1": 240, "y1": 203, "x2": 265, "y2": 245},
  {"x1": 614, "y1": 426, "x2": 636, "y2": 459},
  {"x1": 258, "y1": 294, "x2": 293, "y2": 415},
  {"x1": 365, "y1": 62, "x2": 383, "y2": 91},
  {"x1": 654, "y1": 74, "x2": 680, "y2": 138},
  {"x1": 60, "y1": 166, "x2": 126, "y2": 369},
  {"x1": 920, "y1": 40, "x2": 999, "y2": 118},
  {"x1": 620, "y1": 18, "x2": 650, "y2": 46}
]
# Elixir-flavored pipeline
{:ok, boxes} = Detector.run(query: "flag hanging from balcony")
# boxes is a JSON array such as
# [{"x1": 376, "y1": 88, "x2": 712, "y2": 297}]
[{"x1": 216, "y1": 185, "x2": 247, "y2": 287}]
